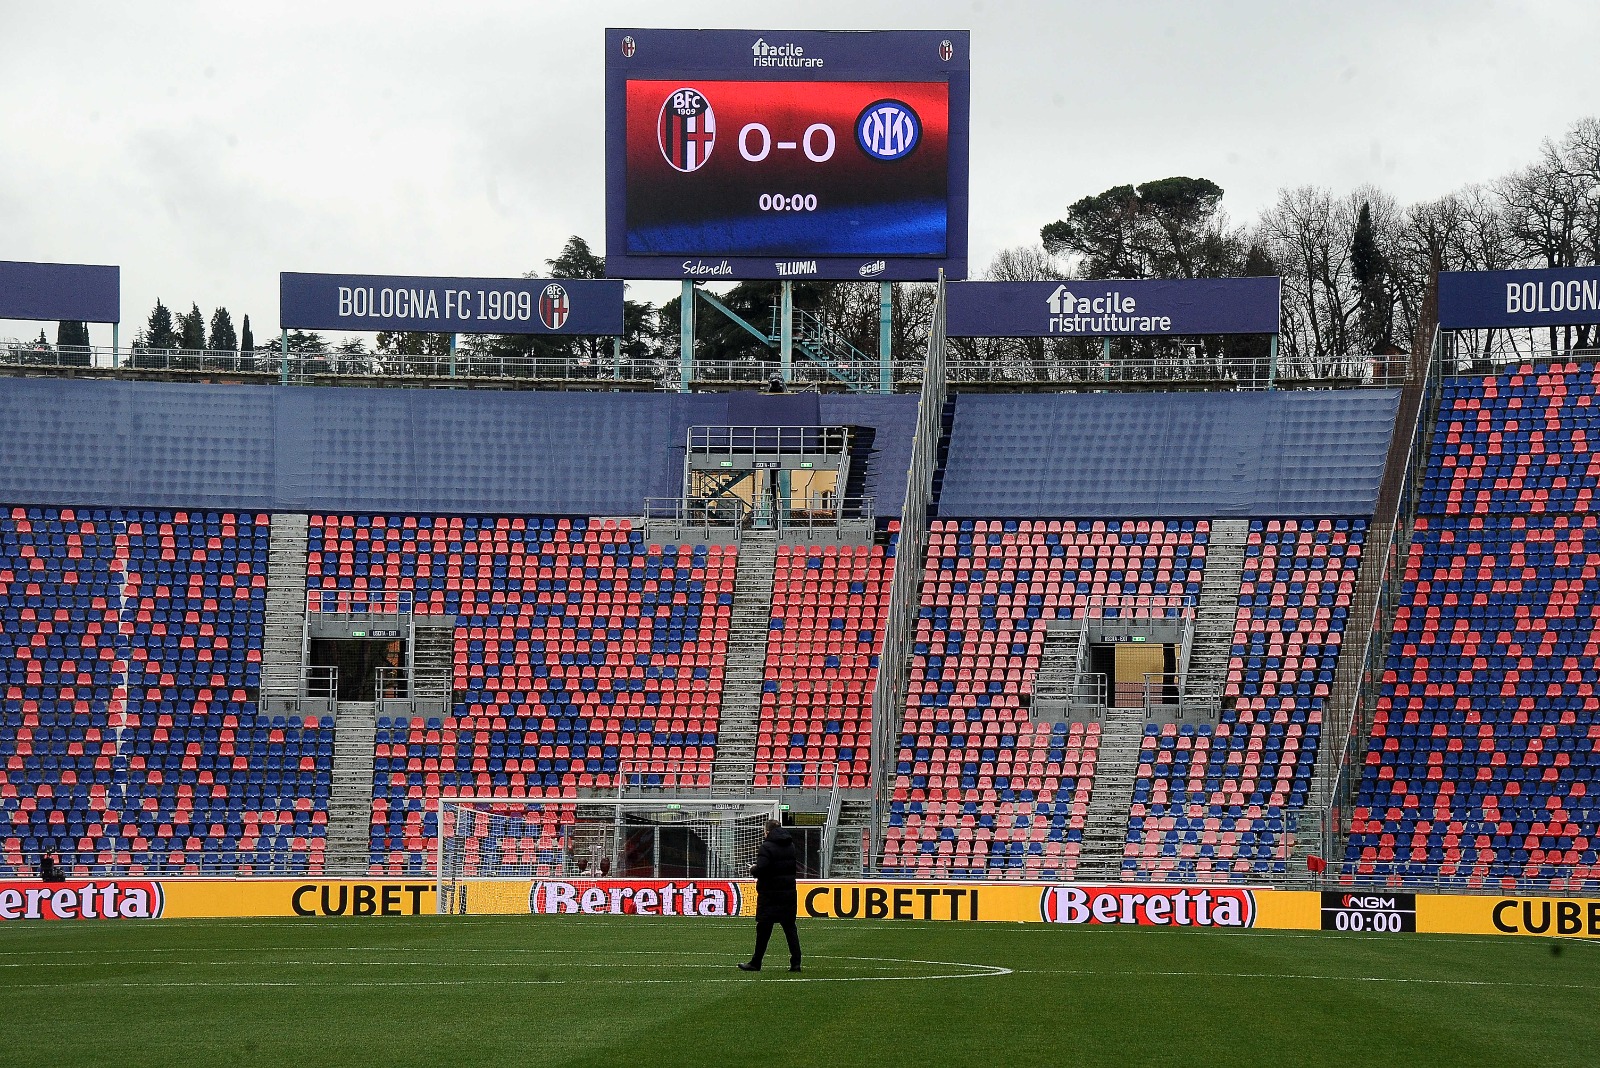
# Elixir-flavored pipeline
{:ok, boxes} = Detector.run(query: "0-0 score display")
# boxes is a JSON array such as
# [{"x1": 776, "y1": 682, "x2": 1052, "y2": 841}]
[{"x1": 624, "y1": 79, "x2": 951, "y2": 260}]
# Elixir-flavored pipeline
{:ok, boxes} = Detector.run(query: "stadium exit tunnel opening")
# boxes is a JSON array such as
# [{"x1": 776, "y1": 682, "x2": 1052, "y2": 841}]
[{"x1": 309, "y1": 637, "x2": 404, "y2": 701}]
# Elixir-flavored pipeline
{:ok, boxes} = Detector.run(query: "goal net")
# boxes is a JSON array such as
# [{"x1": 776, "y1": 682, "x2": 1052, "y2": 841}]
[{"x1": 435, "y1": 797, "x2": 780, "y2": 916}]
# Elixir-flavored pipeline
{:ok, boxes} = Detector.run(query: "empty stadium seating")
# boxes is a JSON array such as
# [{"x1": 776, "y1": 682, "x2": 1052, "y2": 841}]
[
  {"x1": 1125, "y1": 518, "x2": 1365, "y2": 879},
  {"x1": 1, "y1": 508, "x2": 327, "y2": 876},
  {"x1": 1349, "y1": 359, "x2": 1600, "y2": 891},
  {"x1": 303, "y1": 515, "x2": 732, "y2": 875},
  {"x1": 881, "y1": 518, "x2": 1209, "y2": 879},
  {"x1": 756, "y1": 536, "x2": 895, "y2": 790}
]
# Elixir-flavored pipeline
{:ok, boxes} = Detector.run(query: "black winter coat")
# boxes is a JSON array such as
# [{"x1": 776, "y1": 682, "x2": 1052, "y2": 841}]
[{"x1": 751, "y1": 826, "x2": 799, "y2": 920}]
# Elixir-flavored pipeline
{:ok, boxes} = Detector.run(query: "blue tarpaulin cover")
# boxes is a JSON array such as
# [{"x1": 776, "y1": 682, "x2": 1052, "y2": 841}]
[{"x1": 935, "y1": 390, "x2": 1399, "y2": 518}]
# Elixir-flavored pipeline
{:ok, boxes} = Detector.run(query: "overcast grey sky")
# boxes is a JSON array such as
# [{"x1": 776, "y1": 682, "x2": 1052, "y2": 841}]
[{"x1": 3, "y1": 0, "x2": 1597, "y2": 344}]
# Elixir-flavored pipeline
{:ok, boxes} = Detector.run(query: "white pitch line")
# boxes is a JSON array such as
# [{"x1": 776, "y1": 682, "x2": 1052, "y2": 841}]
[
  {"x1": 0, "y1": 951, "x2": 1012, "y2": 989},
  {"x1": 1011, "y1": 968, "x2": 1595, "y2": 991}
]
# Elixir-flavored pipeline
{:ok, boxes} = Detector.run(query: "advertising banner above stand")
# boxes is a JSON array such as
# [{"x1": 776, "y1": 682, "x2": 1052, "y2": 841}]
[
  {"x1": 279, "y1": 272, "x2": 625, "y2": 335},
  {"x1": 0, "y1": 260, "x2": 120, "y2": 323},
  {"x1": 604, "y1": 28, "x2": 970, "y2": 281},
  {"x1": 946, "y1": 277, "x2": 1282, "y2": 337},
  {"x1": 1439, "y1": 267, "x2": 1600, "y2": 330}
]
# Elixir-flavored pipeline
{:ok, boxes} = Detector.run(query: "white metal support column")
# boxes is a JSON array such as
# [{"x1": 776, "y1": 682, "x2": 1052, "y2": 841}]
[
  {"x1": 679, "y1": 280, "x2": 694, "y2": 393},
  {"x1": 779, "y1": 281, "x2": 794, "y2": 384}
]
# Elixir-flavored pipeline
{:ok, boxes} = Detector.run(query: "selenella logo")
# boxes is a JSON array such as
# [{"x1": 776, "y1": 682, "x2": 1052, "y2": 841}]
[
  {"x1": 859, "y1": 260, "x2": 887, "y2": 278},
  {"x1": 682, "y1": 260, "x2": 733, "y2": 277},
  {"x1": 752, "y1": 38, "x2": 823, "y2": 68}
]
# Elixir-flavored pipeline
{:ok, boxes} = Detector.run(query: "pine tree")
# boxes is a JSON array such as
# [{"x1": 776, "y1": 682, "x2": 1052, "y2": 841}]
[
  {"x1": 178, "y1": 303, "x2": 206, "y2": 351},
  {"x1": 207, "y1": 307, "x2": 238, "y2": 352},
  {"x1": 1351, "y1": 202, "x2": 1393, "y2": 355},
  {"x1": 144, "y1": 299, "x2": 179, "y2": 350},
  {"x1": 54, "y1": 321, "x2": 91, "y2": 366},
  {"x1": 240, "y1": 314, "x2": 254, "y2": 353}
]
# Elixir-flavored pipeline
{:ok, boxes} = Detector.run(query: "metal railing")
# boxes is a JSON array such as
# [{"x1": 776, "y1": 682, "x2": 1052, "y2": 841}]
[
  {"x1": 869, "y1": 275, "x2": 949, "y2": 865},
  {"x1": 686, "y1": 424, "x2": 853, "y2": 457},
  {"x1": 306, "y1": 590, "x2": 415, "y2": 617},
  {"x1": 1314, "y1": 326, "x2": 1444, "y2": 866},
  {"x1": 0, "y1": 339, "x2": 1423, "y2": 392},
  {"x1": 302, "y1": 665, "x2": 338, "y2": 700},
  {"x1": 642, "y1": 497, "x2": 746, "y2": 542},
  {"x1": 0, "y1": 342, "x2": 672, "y2": 386}
]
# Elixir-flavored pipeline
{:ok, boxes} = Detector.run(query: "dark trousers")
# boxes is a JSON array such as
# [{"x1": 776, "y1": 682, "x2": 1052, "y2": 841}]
[{"x1": 750, "y1": 916, "x2": 801, "y2": 968}]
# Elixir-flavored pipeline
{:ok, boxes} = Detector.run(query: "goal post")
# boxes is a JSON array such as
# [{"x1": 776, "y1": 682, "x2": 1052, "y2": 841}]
[{"x1": 434, "y1": 796, "x2": 781, "y2": 916}]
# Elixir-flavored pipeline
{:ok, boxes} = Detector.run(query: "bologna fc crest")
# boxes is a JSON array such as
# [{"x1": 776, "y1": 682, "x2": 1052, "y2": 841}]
[
  {"x1": 856, "y1": 100, "x2": 921, "y2": 161},
  {"x1": 939, "y1": 39, "x2": 954, "y2": 62},
  {"x1": 621, "y1": 35, "x2": 636, "y2": 58},
  {"x1": 657, "y1": 88, "x2": 716, "y2": 173},
  {"x1": 539, "y1": 283, "x2": 570, "y2": 330}
]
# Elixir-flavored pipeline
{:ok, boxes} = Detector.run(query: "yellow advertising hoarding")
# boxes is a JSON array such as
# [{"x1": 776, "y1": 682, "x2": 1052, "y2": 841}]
[{"x1": 1, "y1": 876, "x2": 1594, "y2": 941}]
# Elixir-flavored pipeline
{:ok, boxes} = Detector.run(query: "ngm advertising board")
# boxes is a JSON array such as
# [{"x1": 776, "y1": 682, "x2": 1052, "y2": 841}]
[{"x1": 605, "y1": 29, "x2": 970, "y2": 281}]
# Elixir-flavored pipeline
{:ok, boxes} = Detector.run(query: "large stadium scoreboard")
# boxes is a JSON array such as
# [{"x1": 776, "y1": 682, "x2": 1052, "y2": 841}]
[{"x1": 605, "y1": 29, "x2": 970, "y2": 281}]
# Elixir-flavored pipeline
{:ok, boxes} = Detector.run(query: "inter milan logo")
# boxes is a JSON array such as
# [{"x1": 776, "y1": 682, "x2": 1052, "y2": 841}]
[
  {"x1": 855, "y1": 99, "x2": 921, "y2": 161},
  {"x1": 621, "y1": 35, "x2": 636, "y2": 58},
  {"x1": 657, "y1": 88, "x2": 716, "y2": 173},
  {"x1": 939, "y1": 39, "x2": 954, "y2": 62},
  {"x1": 539, "y1": 283, "x2": 570, "y2": 330}
]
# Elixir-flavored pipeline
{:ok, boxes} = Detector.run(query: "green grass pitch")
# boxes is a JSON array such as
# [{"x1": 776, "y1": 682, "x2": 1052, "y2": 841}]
[{"x1": 0, "y1": 915, "x2": 1592, "y2": 1067}]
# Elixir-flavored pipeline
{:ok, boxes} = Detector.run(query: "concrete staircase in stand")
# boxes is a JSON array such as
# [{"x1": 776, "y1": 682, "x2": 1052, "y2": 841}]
[
  {"x1": 262, "y1": 513, "x2": 309, "y2": 701},
  {"x1": 710, "y1": 530, "x2": 778, "y2": 789},
  {"x1": 1073, "y1": 707, "x2": 1148, "y2": 879},
  {"x1": 1031, "y1": 618, "x2": 1087, "y2": 713},
  {"x1": 1184, "y1": 518, "x2": 1251, "y2": 700},
  {"x1": 322, "y1": 700, "x2": 378, "y2": 876},
  {"x1": 828, "y1": 798, "x2": 875, "y2": 876}
]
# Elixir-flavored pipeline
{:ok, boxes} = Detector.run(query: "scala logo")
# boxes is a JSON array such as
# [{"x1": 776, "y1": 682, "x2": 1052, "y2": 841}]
[
  {"x1": 620, "y1": 35, "x2": 636, "y2": 58},
  {"x1": 856, "y1": 100, "x2": 921, "y2": 162},
  {"x1": 858, "y1": 260, "x2": 887, "y2": 278},
  {"x1": 1041, "y1": 885, "x2": 1257, "y2": 928},
  {"x1": 529, "y1": 879, "x2": 742, "y2": 917},
  {"x1": 658, "y1": 88, "x2": 716, "y2": 173},
  {"x1": 539, "y1": 283, "x2": 571, "y2": 330},
  {"x1": 0, "y1": 880, "x2": 164, "y2": 921}
]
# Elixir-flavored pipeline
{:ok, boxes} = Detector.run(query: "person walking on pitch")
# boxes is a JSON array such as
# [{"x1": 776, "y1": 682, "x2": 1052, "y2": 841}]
[{"x1": 738, "y1": 820, "x2": 802, "y2": 973}]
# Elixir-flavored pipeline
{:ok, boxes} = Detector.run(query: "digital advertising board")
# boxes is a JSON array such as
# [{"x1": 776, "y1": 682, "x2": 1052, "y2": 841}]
[
  {"x1": 946, "y1": 278, "x2": 1282, "y2": 338},
  {"x1": 1439, "y1": 267, "x2": 1600, "y2": 330},
  {"x1": 604, "y1": 29, "x2": 970, "y2": 281},
  {"x1": 279, "y1": 273, "x2": 624, "y2": 335},
  {"x1": 0, "y1": 259, "x2": 120, "y2": 323}
]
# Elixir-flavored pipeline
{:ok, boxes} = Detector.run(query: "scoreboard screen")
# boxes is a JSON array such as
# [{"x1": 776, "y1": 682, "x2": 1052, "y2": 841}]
[
  {"x1": 606, "y1": 29, "x2": 969, "y2": 281},
  {"x1": 1320, "y1": 891, "x2": 1417, "y2": 934}
]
